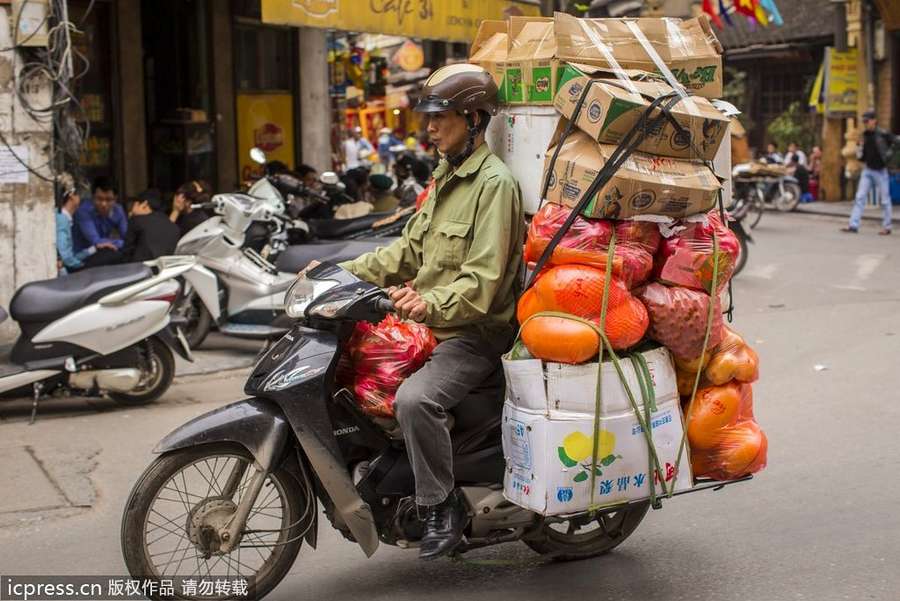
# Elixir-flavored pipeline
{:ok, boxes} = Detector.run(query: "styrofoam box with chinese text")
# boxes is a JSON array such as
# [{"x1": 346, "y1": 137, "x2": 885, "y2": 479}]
[
  {"x1": 503, "y1": 346, "x2": 678, "y2": 418},
  {"x1": 502, "y1": 401, "x2": 693, "y2": 516}
]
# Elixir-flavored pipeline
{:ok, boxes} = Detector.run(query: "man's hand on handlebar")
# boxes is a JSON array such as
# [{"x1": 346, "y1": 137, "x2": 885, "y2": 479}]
[
  {"x1": 389, "y1": 285, "x2": 427, "y2": 323},
  {"x1": 298, "y1": 260, "x2": 320, "y2": 278}
]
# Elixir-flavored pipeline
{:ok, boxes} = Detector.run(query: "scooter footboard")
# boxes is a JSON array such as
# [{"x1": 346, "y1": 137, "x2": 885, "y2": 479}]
[{"x1": 154, "y1": 397, "x2": 290, "y2": 472}]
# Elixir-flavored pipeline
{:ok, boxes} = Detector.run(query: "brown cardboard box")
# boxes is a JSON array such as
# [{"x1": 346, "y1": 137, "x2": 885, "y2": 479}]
[
  {"x1": 543, "y1": 124, "x2": 721, "y2": 219},
  {"x1": 504, "y1": 16, "x2": 559, "y2": 104},
  {"x1": 470, "y1": 20, "x2": 508, "y2": 87},
  {"x1": 554, "y1": 12, "x2": 724, "y2": 99},
  {"x1": 554, "y1": 71, "x2": 729, "y2": 161}
]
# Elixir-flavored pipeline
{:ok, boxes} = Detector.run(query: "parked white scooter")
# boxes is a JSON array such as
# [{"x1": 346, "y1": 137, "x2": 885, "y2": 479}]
[
  {"x1": 0, "y1": 256, "x2": 202, "y2": 421},
  {"x1": 173, "y1": 191, "x2": 298, "y2": 347}
]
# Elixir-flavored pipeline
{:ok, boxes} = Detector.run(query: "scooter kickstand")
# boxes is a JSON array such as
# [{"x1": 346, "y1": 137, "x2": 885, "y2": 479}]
[{"x1": 29, "y1": 382, "x2": 43, "y2": 425}]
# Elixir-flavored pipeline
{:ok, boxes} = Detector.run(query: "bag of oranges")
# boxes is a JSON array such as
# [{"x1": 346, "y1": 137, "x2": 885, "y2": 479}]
[
  {"x1": 656, "y1": 210, "x2": 740, "y2": 295},
  {"x1": 685, "y1": 381, "x2": 768, "y2": 481},
  {"x1": 524, "y1": 204, "x2": 660, "y2": 288}
]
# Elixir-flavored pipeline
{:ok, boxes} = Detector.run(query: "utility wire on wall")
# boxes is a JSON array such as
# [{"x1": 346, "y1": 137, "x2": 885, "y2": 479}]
[{"x1": 1, "y1": 0, "x2": 95, "y2": 187}]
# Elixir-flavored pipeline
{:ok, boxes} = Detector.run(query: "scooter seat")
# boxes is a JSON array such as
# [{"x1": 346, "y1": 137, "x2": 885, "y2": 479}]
[
  {"x1": 274, "y1": 238, "x2": 392, "y2": 274},
  {"x1": 9, "y1": 263, "x2": 153, "y2": 324},
  {"x1": 308, "y1": 212, "x2": 395, "y2": 240}
]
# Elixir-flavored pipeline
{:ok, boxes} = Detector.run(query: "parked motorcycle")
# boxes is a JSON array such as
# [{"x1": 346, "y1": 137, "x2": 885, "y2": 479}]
[
  {"x1": 121, "y1": 263, "x2": 651, "y2": 599},
  {"x1": 173, "y1": 189, "x2": 389, "y2": 347},
  {"x1": 0, "y1": 257, "x2": 198, "y2": 420},
  {"x1": 733, "y1": 163, "x2": 801, "y2": 213}
]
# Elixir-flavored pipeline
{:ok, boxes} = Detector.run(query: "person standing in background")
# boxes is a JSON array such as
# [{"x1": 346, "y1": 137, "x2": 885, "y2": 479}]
[
  {"x1": 844, "y1": 110, "x2": 899, "y2": 235},
  {"x1": 343, "y1": 126, "x2": 373, "y2": 170}
]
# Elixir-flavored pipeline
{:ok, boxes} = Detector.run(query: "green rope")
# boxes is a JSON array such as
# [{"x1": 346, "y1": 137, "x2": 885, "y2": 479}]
[
  {"x1": 671, "y1": 231, "x2": 721, "y2": 494},
  {"x1": 589, "y1": 230, "x2": 616, "y2": 509}
]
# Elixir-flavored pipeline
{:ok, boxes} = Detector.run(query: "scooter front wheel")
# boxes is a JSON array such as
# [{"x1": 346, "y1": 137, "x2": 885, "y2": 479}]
[
  {"x1": 523, "y1": 502, "x2": 649, "y2": 561},
  {"x1": 121, "y1": 443, "x2": 307, "y2": 601}
]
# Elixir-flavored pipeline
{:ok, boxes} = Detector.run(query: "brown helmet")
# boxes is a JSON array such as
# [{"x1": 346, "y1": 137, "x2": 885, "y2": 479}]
[{"x1": 414, "y1": 64, "x2": 499, "y2": 116}]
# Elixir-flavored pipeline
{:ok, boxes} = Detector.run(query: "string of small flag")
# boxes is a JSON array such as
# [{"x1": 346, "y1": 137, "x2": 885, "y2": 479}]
[{"x1": 702, "y1": 0, "x2": 784, "y2": 29}]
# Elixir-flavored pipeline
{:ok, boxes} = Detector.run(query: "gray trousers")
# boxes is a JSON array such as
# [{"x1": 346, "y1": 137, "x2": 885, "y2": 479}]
[{"x1": 393, "y1": 333, "x2": 508, "y2": 506}]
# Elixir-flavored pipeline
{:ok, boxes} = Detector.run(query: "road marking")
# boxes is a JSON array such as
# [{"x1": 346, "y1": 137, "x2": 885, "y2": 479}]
[
  {"x1": 746, "y1": 263, "x2": 778, "y2": 279},
  {"x1": 855, "y1": 254, "x2": 885, "y2": 281}
]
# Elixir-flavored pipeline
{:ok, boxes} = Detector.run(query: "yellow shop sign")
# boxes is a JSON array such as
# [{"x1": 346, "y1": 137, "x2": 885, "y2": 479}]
[{"x1": 261, "y1": 0, "x2": 540, "y2": 42}]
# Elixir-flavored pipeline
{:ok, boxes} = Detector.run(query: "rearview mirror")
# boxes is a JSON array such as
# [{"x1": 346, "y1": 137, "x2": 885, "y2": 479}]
[
  {"x1": 250, "y1": 147, "x2": 267, "y2": 165},
  {"x1": 319, "y1": 171, "x2": 340, "y2": 185}
]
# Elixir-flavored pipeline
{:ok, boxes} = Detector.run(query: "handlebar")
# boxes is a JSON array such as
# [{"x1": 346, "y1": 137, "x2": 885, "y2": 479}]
[{"x1": 374, "y1": 298, "x2": 395, "y2": 314}]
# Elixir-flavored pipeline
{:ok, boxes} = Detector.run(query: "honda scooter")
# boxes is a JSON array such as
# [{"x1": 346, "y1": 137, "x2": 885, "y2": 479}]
[
  {"x1": 0, "y1": 257, "x2": 199, "y2": 420},
  {"x1": 121, "y1": 263, "x2": 651, "y2": 600}
]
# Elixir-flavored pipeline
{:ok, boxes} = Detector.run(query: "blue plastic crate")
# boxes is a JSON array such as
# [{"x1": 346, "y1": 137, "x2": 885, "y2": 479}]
[{"x1": 892, "y1": 171, "x2": 900, "y2": 204}]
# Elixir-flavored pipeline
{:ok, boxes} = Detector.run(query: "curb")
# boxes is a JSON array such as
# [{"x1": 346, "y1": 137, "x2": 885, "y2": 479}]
[{"x1": 794, "y1": 205, "x2": 900, "y2": 225}]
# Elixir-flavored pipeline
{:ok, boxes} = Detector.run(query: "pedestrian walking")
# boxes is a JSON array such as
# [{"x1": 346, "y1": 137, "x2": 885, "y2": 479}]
[{"x1": 843, "y1": 110, "x2": 898, "y2": 235}]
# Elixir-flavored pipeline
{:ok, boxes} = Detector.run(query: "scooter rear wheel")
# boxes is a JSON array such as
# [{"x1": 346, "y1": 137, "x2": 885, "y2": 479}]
[
  {"x1": 109, "y1": 338, "x2": 174, "y2": 406},
  {"x1": 524, "y1": 502, "x2": 649, "y2": 561},
  {"x1": 121, "y1": 443, "x2": 307, "y2": 601}
]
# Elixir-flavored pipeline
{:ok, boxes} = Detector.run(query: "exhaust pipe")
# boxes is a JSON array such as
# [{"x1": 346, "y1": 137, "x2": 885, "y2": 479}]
[{"x1": 69, "y1": 369, "x2": 142, "y2": 393}]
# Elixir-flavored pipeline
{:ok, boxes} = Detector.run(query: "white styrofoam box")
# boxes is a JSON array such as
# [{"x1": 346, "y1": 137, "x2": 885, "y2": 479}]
[
  {"x1": 713, "y1": 119, "x2": 733, "y2": 205},
  {"x1": 503, "y1": 346, "x2": 678, "y2": 417},
  {"x1": 502, "y1": 401, "x2": 693, "y2": 516},
  {"x1": 486, "y1": 105, "x2": 559, "y2": 215}
]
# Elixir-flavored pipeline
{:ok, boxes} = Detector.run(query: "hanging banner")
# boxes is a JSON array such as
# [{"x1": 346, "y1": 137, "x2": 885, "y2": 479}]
[
  {"x1": 824, "y1": 47, "x2": 859, "y2": 116},
  {"x1": 808, "y1": 61, "x2": 824, "y2": 114},
  {"x1": 261, "y1": 0, "x2": 541, "y2": 42}
]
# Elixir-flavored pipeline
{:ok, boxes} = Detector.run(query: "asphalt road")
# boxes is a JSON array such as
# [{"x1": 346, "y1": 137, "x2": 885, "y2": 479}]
[{"x1": 1, "y1": 210, "x2": 898, "y2": 601}]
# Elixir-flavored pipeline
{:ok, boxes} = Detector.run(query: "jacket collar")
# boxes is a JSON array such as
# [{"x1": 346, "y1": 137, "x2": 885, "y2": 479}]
[{"x1": 432, "y1": 143, "x2": 491, "y2": 182}]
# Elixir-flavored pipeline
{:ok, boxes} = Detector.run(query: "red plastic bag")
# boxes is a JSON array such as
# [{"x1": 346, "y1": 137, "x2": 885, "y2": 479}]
[
  {"x1": 524, "y1": 204, "x2": 659, "y2": 288},
  {"x1": 637, "y1": 282, "x2": 724, "y2": 361},
  {"x1": 338, "y1": 315, "x2": 437, "y2": 418},
  {"x1": 657, "y1": 211, "x2": 740, "y2": 294},
  {"x1": 685, "y1": 382, "x2": 768, "y2": 480}
]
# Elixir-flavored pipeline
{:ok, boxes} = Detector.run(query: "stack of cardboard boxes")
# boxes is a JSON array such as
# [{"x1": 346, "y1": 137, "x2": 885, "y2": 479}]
[{"x1": 472, "y1": 13, "x2": 749, "y2": 516}]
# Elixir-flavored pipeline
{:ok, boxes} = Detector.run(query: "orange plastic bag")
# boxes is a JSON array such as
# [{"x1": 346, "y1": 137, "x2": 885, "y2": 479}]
[
  {"x1": 524, "y1": 204, "x2": 659, "y2": 287},
  {"x1": 674, "y1": 327, "x2": 759, "y2": 394},
  {"x1": 337, "y1": 315, "x2": 437, "y2": 418},
  {"x1": 685, "y1": 382, "x2": 768, "y2": 480},
  {"x1": 638, "y1": 283, "x2": 724, "y2": 361},
  {"x1": 517, "y1": 264, "x2": 648, "y2": 352}
]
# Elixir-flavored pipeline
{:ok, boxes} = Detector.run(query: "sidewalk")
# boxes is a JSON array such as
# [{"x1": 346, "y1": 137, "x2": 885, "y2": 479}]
[
  {"x1": 174, "y1": 332, "x2": 262, "y2": 378},
  {"x1": 795, "y1": 200, "x2": 900, "y2": 226}
]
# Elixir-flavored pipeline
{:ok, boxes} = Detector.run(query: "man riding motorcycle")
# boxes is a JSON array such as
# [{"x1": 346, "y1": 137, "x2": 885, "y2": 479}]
[{"x1": 304, "y1": 63, "x2": 525, "y2": 560}]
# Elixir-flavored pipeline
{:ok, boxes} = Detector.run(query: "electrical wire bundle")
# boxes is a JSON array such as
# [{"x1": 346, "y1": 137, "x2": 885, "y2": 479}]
[{"x1": 1, "y1": 0, "x2": 96, "y2": 187}]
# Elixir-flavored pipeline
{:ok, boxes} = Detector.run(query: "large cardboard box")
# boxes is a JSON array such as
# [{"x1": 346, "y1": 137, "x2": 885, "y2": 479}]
[
  {"x1": 503, "y1": 346, "x2": 678, "y2": 418},
  {"x1": 554, "y1": 71, "x2": 729, "y2": 161},
  {"x1": 504, "y1": 17, "x2": 559, "y2": 105},
  {"x1": 543, "y1": 126, "x2": 721, "y2": 219},
  {"x1": 469, "y1": 20, "x2": 508, "y2": 87},
  {"x1": 554, "y1": 12, "x2": 724, "y2": 99},
  {"x1": 502, "y1": 401, "x2": 693, "y2": 515}
]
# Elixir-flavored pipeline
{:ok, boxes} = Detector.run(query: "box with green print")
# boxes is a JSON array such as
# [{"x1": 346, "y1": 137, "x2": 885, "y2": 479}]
[{"x1": 502, "y1": 401, "x2": 693, "y2": 515}]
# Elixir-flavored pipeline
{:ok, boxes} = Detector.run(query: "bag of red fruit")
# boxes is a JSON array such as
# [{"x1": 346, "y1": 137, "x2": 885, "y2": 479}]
[
  {"x1": 338, "y1": 315, "x2": 437, "y2": 418},
  {"x1": 657, "y1": 210, "x2": 740, "y2": 294},
  {"x1": 524, "y1": 203, "x2": 660, "y2": 288}
]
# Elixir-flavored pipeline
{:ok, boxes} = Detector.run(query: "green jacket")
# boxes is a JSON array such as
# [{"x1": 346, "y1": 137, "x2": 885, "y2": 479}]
[{"x1": 338, "y1": 143, "x2": 525, "y2": 341}]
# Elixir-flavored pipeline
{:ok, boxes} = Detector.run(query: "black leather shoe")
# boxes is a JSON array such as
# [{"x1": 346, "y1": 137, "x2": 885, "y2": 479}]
[{"x1": 419, "y1": 490, "x2": 468, "y2": 560}]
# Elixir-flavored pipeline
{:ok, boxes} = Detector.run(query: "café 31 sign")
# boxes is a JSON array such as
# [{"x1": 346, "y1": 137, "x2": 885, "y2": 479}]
[{"x1": 262, "y1": 0, "x2": 540, "y2": 42}]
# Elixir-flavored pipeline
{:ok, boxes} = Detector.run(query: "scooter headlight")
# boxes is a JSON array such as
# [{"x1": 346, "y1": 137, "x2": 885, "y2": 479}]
[
  {"x1": 307, "y1": 297, "x2": 355, "y2": 319},
  {"x1": 284, "y1": 277, "x2": 335, "y2": 318}
]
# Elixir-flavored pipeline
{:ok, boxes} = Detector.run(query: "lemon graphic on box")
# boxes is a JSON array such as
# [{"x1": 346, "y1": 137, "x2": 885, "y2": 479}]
[{"x1": 558, "y1": 430, "x2": 620, "y2": 483}]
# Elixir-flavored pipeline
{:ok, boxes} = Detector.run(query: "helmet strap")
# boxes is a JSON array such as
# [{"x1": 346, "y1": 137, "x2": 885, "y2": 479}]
[{"x1": 447, "y1": 113, "x2": 479, "y2": 169}]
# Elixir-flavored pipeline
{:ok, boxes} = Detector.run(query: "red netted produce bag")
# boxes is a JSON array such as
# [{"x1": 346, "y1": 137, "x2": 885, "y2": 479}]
[
  {"x1": 524, "y1": 204, "x2": 659, "y2": 287},
  {"x1": 517, "y1": 264, "x2": 648, "y2": 353},
  {"x1": 657, "y1": 210, "x2": 741, "y2": 294},
  {"x1": 685, "y1": 382, "x2": 768, "y2": 480},
  {"x1": 338, "y1": 315, "x2": 437, "y2": 418},
  {"x1": 637, "y1": 282, "x2": 724, "y2": 361}
]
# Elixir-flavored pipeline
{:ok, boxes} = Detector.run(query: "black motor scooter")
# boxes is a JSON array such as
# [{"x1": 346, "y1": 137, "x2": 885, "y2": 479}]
[{"x1": 120, "y1": 264, "x2": 649, "y2": 600}]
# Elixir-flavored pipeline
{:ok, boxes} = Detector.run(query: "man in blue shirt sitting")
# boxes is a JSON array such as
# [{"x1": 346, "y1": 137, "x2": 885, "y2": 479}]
[{"x1": 73, "y1": 176, "x2": 128, "y2": 263}]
